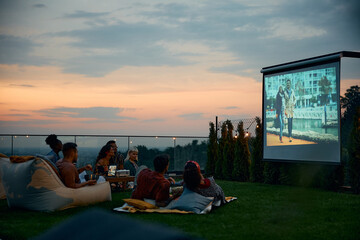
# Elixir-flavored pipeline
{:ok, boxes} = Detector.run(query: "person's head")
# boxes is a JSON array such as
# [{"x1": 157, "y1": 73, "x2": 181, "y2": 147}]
[
  {"x1": 153, "y1": 154, "x2": 170, "y2": 173},
  {"x1": 286, "y1": 79, "x2": 291, "y2": 89},
  {"x1": 62, "y1": 142, "x2": 78, "y2": 163},
  {"x1": 45, "y1": 134, "x2": 62, "y2": 153},
  {"x1": 125, "y1": 146, "x2": 138, "y2": 162},
  {"x1": 106, "y1": 140, "x2": 117, "y2": 152},
  {"x1": 183, "y1": 161, "x2": 202, "y2": 191},
  {"x1": 278, "y1": 85, "x2": 283, "y2": 93},
  {"x1": 97, "y1": 144, "x2": 114, "y2": 162}
]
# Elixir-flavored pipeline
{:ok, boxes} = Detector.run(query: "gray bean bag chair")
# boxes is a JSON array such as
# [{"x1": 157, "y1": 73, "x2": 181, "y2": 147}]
[
  {"x1": 35, "y1": 208, "x2": 198, "y2": 240},
  {"x1": 0, "y1": 156, "x2": 112, "y2": 211}
]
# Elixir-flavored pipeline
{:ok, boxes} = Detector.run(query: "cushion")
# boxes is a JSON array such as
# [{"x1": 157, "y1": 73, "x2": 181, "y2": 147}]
[
  {"x1": 123, "y1": 198, "x2": 158, "y2": 210},
  {"x1": 0, "y1": 153, "x2": 8, "y2": 158},
  {"x1": 0, "y1": 157, "x2": 112, "y2": 211},
  {"x1": 35, "y1": 209, "x2": 194, "y2": 240},
  {"x1": 170, "y1": 187, "x2": 213, "y2": 214}
]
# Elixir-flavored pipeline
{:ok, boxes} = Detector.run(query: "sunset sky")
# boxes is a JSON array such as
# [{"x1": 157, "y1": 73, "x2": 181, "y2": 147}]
[{"x1": 0, "y1": 0, "x2": 359, "y2": 136}]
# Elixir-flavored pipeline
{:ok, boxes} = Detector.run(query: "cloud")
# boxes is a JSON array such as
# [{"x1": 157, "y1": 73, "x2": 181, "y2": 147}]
[
  {"x1": 64, "y1": 10, "x2": 110, "y2": 19},
  {"x1": 142, "y1": 118, "x2": 166, "y2": 123},
  {"x1": 32, "y1": 4, "x2": 46, "y2": 8},
  {"x1": 2, "y1": 0, "x2": 358, "y2": 80},
  {"x1": 222, "y1": 106, "x2": 239, "y2": 110},
  {"x1": 0, "y1": 119, "x2": 62, "y2": 126},
  {"x1": 52, "y1": 22, "x2": 187, "y2": 76},
  {"x1": 9, "y1": 84, "x2": 35, "y2": 88},
  {"x1": 6, "y1": 114, "x2": 31, "y2": 117},
  {"x1": 263, "y1": 19, "x2": 326, "y2": 41},
  {"x1": 36, "y1": 107, "x2": 134, "y2": 120},
  {"x1": 178, "y1": 113, "x2": 204, "y2": 120},
  {"x1": 219, "y1": 113, "x2": 254, "y2": 121},
  {"x1": 0, "y1": 34, "x2": 46, "y2": 66}
]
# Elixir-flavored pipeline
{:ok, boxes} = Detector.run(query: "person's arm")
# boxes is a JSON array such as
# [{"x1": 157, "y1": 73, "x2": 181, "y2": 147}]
[
  {"x1": 154, "y1": 180, "x2": 179, "y2": 207},
  {"x1": 67, "y1": 180, "x2": 97, "y2": 189},
  {"x1": 78, "y1": 164, "x2": 93, "y2": 173},
  {"x1": 62, "y1": 165, "x2": 96, "y2": 188},
  {"x1": 167, "y1": 177, "x2": 175, "y2": 185},
  {"x1": 155, "y1": 195, "x2": 177, "y2": 207},
  {"x1": 74, "y1": 180, "x2": 96, "y2": 188},
  {"x1": 292, "y1": 92, "x2": 296, "y2": 105},
  {"x1": 284, "y1": 91, "x2": 289, "y2": 100}
]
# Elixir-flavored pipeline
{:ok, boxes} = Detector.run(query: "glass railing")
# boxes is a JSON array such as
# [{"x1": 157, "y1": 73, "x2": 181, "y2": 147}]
[{"x1": 0, "y1": 134, "x2": 208, "y2": 172}]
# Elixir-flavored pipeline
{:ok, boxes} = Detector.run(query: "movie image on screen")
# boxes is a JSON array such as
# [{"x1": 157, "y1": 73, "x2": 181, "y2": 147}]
[{"x1": 263, "y1": 62, "x2": 340, "y2": 163}]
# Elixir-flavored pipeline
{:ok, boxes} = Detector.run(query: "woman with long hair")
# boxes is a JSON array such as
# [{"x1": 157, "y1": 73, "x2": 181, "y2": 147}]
[
  {"x1": 94, "y1": 144, "x2": 115, "y2": 176},
  {"x1": 45, "y1": 134, "x2": 63, "y2": 164},
  {"x1": 183, "y1": 161, "x2": 225, "y2": 205}
]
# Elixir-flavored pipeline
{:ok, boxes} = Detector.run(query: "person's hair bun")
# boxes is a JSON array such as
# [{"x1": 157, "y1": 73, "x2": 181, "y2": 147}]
[{"x1": 45, "y1": 134, "x2": 58, "y2": 145}]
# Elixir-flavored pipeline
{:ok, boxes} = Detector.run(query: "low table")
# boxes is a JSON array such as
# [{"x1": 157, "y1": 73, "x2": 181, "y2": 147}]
[{"x1": 105, "y1": 176, "x2": 135, "y2": 191}]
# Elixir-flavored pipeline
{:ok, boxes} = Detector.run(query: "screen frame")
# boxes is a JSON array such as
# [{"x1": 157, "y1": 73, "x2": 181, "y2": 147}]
[{"x1": 262, "y1": 58, "x2": 341, "y2": 165}]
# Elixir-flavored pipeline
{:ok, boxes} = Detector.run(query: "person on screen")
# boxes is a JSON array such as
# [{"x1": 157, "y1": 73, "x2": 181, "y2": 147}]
[
  {"x1": 124, "y1": 146, "x2": 139, "y2": 176},
  {"x1": 94, "y1": 144, "x2": 115, "y2": 176},
  {"x1": 45, "y1": 134, "x2": 63, "y2": 164},
  {"x1": 106, "y1": 140, "x2": 124, "y2": 169},
  {"x1": 56, "y1": 142, "x2": 96, "y2": 188},
  {"x1": 284, "y1": 79, "x2": 296, "y2": 142},
  {"x1": 275, "y1": 85, "x2": 285, "y2": 143}
]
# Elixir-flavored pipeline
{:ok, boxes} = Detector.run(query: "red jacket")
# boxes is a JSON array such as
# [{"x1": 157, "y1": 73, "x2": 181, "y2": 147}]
[{"x1": 131, "y1": 169, "x2": 171, "y2": 202}]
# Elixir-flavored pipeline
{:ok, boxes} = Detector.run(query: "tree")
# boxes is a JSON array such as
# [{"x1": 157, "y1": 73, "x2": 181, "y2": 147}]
[
  {"x1": 340, "y1": 85, "x2": 360, "y2": 146},
  {"x1": 348, "y1": 106, "x2": 360, "y2": 193},
  {"x1": 222, "y1": 120, "x2": 235, "y2": 180},
  {"x1": 319, "y1": 76, "x2": 332, "y2": 105},
  {"x1": 215, "y1": 121, "x2": 227, "y2": 179},
  {"x1": 232, "y1": 121, "x2": 250, "y2": 181},
  {"x1": 206, "y1": 122, "x2": 218, "y2": 176},
  {"x1": 250, "y1": 117, "x2": 264, "y2": 182},
  {"x1": 264, "y1": 162, "x2": 281, "y2": 184}
]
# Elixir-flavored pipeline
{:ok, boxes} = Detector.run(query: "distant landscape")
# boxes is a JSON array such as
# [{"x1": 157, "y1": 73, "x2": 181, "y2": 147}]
[{"x1": 0, "y1": 139, "x2": 208, "y2": 172}]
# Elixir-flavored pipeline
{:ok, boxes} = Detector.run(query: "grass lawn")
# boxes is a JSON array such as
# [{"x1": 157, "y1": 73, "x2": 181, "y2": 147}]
[{"x1": 1, "y1": 181, "x2": 360, "y2": 240}]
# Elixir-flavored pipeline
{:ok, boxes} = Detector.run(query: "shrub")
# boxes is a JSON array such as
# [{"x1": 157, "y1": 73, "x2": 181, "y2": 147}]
[
  {"x1": 206, "y1": 122, "x2": 218, "y2": 176},
  {"x1": 250, "y1": 117, "x2": 264, "y2": 183},
  {"x1": 348, "y1": 106, "x2": 360, "y2": 193}
]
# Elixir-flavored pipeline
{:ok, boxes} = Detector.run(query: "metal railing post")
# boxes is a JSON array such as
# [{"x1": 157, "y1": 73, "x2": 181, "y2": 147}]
[
  {"x1": 11, "y1": 135, "x2": 14, "y2": 156},
  {"x1": 127, "y1": 136, "x2": 130, "y2": 151}
]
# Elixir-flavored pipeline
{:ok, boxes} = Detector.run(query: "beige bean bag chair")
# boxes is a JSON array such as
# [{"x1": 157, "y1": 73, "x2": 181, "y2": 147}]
[{"x1": 0, "y1": 155, "x2": 112, "y2": 211}]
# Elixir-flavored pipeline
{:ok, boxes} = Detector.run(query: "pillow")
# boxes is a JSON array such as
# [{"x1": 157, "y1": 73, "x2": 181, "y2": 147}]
[
  {"x1": 170, "y1": 187, "x2": 213, "y2": 214},
  {"x1": 123, "y1": 198, "x2": 158, "y2": 210}
]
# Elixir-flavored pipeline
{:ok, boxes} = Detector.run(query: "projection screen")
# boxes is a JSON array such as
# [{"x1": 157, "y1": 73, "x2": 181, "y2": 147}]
[{"x1": 261, "y1": 53, "x2": 342, "y2": 164}]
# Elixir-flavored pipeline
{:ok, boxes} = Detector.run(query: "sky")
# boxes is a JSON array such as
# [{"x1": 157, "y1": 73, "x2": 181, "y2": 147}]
[{"x1": 0, "y1": 0, "x2": 359, "y2": 136}]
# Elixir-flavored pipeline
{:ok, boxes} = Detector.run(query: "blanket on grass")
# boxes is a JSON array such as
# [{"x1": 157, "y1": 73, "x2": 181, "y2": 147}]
[{"x1": 113, "y1": 196, "x2": 237, "y2": 214}]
